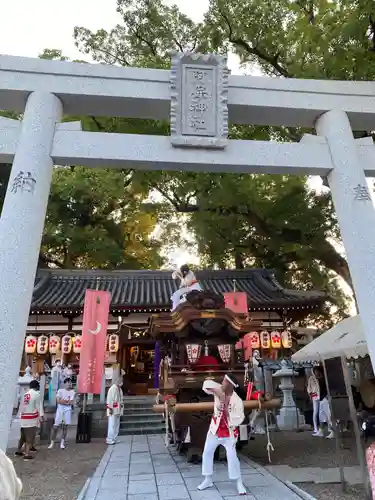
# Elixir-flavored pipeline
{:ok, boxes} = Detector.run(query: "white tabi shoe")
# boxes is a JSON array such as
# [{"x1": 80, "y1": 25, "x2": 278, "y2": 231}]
[
  {"x1": 197, "y1": 476, "x2": 214, "y2": 490},
  {"x1": 313, "y1": 430, "x2": 324, "y2": 437},
  {"x1": 60, "y1": 439, "x2": 65, "y2": 449},
  {"x1": 236, "y1": 478, "x2": 247, "y2": 495},
  {"x1": 48, "y1": 441, "x2": 54, "y2": 449}
]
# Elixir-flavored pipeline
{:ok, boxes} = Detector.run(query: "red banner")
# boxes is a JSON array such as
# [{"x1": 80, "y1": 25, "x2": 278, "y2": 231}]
[
  {"x1": 224, "y1": 292, "x2": 248, "y2": 314},
  {"x1": 78, "y1": 289, "x2": 111, "y2": 394}
]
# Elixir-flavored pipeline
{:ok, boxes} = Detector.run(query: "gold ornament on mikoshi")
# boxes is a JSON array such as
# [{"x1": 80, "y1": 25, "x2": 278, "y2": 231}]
[
  {"x1": 108, "y1": 334, "x2": 119, "y2": 353},
  {"x1": 281, "y1": 330, "x2": 292, "y2": 349},
  {"x1": 218, "y1": 344, "x2": 232, "y2": 363},
  {"x1": 271, "y1": 331, "x2": 281, "y2": 349},
  {"x1": 37, "y1": 335, "x2": 49, "y2": 355},
  {"x1": 249, "y1": 331, "x2": 260, "y2": 349},
  {"x1": 25, "y1": 335, "x2": 37, "y2": 354},
  {"x1": 73, "y1": 335, "x2": 83, "y2": 354},
  {"x1": 62, "y1": 334, "x2": 72, "y2": 354},
  {"x1": 49, "y1": 335, "x2": 60, "y2": 354},
  {"x1": 260, "y1": 331, "x2": 271, "y2": 349}
]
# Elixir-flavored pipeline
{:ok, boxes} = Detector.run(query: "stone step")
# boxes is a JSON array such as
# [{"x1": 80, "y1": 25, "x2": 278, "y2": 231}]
[
  {"x1": 120, "y1": 419, "x2": 164, "y2": 430},
  {"x1": 120, "y1": 413, "x2": 163, "y2": 423},
  {"x1": 119, "y1": 423, "x2": 165, "y2": 435},
  {"x1": 123, "y1": 396, "x2": 155, "y2": 402}
]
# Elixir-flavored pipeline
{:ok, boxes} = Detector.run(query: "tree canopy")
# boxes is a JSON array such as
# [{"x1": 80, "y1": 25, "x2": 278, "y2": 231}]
[
  {"x1": 71, "y1": 0, "x2": 375, "y2": 323},
  {"x1": 4, "y1": 0, "x2": 373, "y2": 322}
]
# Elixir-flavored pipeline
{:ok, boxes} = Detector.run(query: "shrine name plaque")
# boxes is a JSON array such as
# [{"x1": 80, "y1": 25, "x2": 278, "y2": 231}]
[{"x1": 170, "y1": 51, "x2": 229, "y2": 149}]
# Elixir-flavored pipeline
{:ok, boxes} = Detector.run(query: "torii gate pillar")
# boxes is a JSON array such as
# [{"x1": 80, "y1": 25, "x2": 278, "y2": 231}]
[
  {"x1": 316, "y1": 109, "x2": 375, "y2": 365},
  {"x1": 0, "y1": 91, "x2": 62, "y2": 450}
]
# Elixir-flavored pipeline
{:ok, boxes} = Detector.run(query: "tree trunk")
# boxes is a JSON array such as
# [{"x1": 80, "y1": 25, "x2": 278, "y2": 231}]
[{"x1": 234, "y1": 251, "x2": 244, "y2": 269}]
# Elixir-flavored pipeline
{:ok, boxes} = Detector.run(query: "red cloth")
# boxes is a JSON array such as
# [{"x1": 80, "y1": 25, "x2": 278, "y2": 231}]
[
  {"x1": 251, "y1": 390, "x2": 264, "y2": 400},
  {"x1": 216, "y1": 413, "x2": 230, "y2": 438}
]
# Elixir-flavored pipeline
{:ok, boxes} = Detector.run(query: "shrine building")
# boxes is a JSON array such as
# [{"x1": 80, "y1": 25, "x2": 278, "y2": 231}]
[{"x1": 24, "y1": 268, "x2": 325, "y2": 395}]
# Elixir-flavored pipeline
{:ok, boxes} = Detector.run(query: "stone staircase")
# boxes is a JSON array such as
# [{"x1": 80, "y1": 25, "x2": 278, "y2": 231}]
[{"x1": 119, "y1": 395, "x2": 165, "y2": 435}]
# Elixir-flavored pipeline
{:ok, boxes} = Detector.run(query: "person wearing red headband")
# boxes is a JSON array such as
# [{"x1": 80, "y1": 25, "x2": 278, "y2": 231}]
[{"x1": 198, "y1": 374, "x2": 246, "y2": 495}]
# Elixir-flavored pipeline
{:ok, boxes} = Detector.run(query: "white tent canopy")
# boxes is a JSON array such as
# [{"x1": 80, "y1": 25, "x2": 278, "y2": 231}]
[{"x1": 291, "y1": 315, "x2": 368, "y2": 363}]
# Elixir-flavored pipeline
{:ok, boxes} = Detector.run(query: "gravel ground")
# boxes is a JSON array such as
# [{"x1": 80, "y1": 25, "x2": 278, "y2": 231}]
[
  {"x1": 8, "y1": 439, "x2": 106, "y2": 500},
  {"x1": 300, "y1": 483, "x2": 365, "y2": 500},
  {"x1": 242, "y1": 429, "x2": 360, "y2": 468},
  {"x1": 242, "y1": 430, "x2": 366, "y2": 500}
]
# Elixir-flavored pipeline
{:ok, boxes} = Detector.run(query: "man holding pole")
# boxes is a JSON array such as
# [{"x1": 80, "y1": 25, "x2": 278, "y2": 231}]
[{"x1": 198, "y1": 374, "x2": 246, "y2": 495}]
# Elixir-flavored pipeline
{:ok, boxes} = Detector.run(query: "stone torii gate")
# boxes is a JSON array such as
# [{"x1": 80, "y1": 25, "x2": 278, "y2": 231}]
[{"x1": 1, "y1": 52, "x2": 375, "y2": 449}]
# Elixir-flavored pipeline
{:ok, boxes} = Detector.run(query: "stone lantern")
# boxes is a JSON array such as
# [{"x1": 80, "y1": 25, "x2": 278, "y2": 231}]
[{"x1": 273, "y1": 360, "x2": 305, "y2": 430}]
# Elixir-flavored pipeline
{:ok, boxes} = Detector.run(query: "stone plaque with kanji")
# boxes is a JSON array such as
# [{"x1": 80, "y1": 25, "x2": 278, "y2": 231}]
[{"x1": 170, "y1": 52, "x2": 229, "y2": 149}]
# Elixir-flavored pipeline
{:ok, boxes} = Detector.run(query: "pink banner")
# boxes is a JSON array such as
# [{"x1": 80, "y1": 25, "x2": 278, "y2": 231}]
[
  {"x1": 78, "y1": 289, "x2": 111, "y2": 394},
  {"x1": 224, "y1": 292, "x2": 248, "y2": 314},
  {"x1": 366, "y1": 443, "x2": 375, "y2": 499}
]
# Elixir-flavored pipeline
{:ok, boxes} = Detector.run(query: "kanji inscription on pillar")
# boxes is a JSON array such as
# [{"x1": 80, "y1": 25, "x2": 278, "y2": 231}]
[
  {"x1": 353, "y1": 183, "x2": 371, "y2": 201},
  {"x1": 170, "y1": 52, "x2": 229, "y2": 149},
  {"x1": 11, "y1": 171, "x2": 36, "y2": 194}
]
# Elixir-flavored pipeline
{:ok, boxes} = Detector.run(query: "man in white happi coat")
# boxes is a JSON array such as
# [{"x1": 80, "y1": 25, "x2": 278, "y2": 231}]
[
  {"x1": 106, "y1": 376, "x2": 124, "y2": 445},
  {"x1": 198, "y1": 374, "x2": 246, "y2": 495},
  {"x1": 48, "y1": 377, "x2": 76, "y2": 449},
  {"x1": 171, "y1": 264, "x2": 202, "y2": 311},
  {"x1": 15, "y1": 379, "x2": 44, "y2": 461}
]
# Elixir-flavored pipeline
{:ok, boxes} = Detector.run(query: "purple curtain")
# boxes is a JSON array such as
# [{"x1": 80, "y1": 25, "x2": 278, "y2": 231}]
[{"x1": 154, "y1": 341, "x2": 161, "y2": 388}]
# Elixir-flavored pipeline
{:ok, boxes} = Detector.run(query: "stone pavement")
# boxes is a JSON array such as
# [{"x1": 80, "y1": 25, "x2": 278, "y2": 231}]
[
  {"x1": 81, "y1": 434, "x2": 311, "y2": 500},
  {"x1": 265, "y1": 464, "x2": 363, "y2": 485}
]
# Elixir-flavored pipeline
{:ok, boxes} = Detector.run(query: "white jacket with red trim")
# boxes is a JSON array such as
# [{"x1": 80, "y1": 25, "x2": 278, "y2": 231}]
[
  {"x1": 106, "y1": 384, "x2": 123, "y2": 417},
  {"x1": 20, "y1": 389, "x2": 44, "y2": 428},
  {"x1": 202, "y1": 380, "x2": 244, "y2": 440}
]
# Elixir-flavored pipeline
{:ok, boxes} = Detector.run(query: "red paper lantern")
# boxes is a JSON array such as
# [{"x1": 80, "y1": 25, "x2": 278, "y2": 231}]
[
  {"x1": 49, "y1": 335, "x2": 60, "y2": 354},
  {"x1": 260, "y1": 331, "x2": 270, "y2": 349},
  {"x1": 108, "y1": 333, "x2": 119, "y2": 353},
  {"x1": 271, "y1": 331, "x2": 281, "y2": 349},
  {"x1": 37, "y1": 335, "x2": 49, "y2": 355},
  {"x1": 73, "y1": 335, "x2": 83, "y2": 354},
  {"x1": 62, "y1": 334, "x2": 72, "y2": 354},
  {"x1": 249, "y1": 331, "x2": 260, "y2": 349},
  {"x1": 281, "y1": 330, "x2": 292, "y2": 349},
  {"x1": 25, "y1": 335, "x2": 37, "y2": 354}
]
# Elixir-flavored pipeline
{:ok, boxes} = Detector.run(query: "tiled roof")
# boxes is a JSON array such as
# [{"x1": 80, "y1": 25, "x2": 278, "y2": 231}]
[{"x1": 31, "y1": 268, "x2": 326, "y2": 313}]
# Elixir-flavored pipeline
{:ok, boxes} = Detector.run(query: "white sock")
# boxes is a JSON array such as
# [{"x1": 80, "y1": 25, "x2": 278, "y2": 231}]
[
  {"x1": 48, "y1": 441, "x2": 54, "y2": 449},
  {"x1": 197, "y1": 476, "x2": 213, "y2": 490},
  {"x1": 236, "y1": 478, "x2": 246, "y2": 495}
]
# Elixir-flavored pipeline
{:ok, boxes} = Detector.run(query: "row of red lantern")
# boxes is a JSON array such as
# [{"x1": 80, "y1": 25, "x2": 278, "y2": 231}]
[
  {"x1": 243, "y1": 330, "x2": 292, "y2": 350},
  {"x1": 24, "y1": 333, "x2": 120, "y2": 355}
]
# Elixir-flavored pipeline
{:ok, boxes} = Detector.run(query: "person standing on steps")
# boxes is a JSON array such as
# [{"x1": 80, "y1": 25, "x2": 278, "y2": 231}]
[
  {"x1": 48, "y1": 377, "x2": 76, "y2": 450},
  {"x1": 106, "y1": 375, "x2": 124, "y2": 445},
  {"x1": 198, "y1": 374, "x2": 247, "y2": 496}
]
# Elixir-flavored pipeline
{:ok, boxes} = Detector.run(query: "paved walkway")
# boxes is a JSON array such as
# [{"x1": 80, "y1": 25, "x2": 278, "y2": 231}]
[
  {"x1": 81, "y1": 434, "x2": 310, "y2": 500},
  {"x1": 265, "y1": 464, "x2": 363, "y2": 485}
]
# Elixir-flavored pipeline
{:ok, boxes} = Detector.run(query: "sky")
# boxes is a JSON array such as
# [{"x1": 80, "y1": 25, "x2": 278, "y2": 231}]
[{"x1": 0, "y1": 0, "x2": 207, "y2": 60}]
